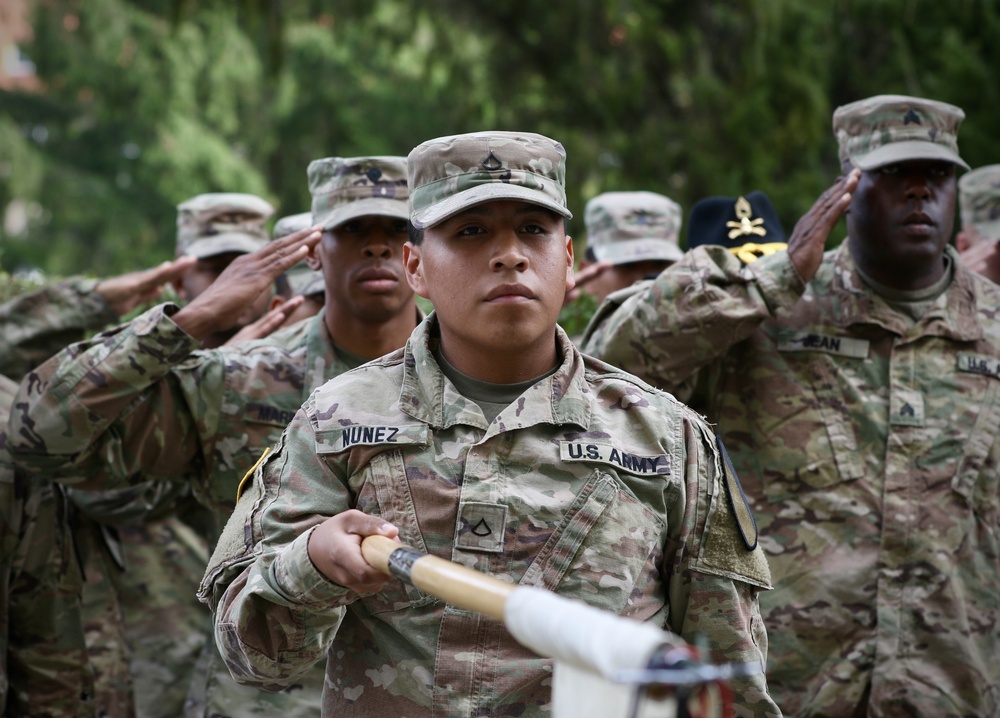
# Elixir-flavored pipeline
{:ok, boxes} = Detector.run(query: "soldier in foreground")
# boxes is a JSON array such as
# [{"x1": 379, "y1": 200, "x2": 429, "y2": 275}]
[
  {"x1": 583, "y1": 95, "x2": 1000, "y2": 715},
  {"x1": 9, "y1": 157, "x2": 420, "y2": 717},
  {"x1": 956, "y1": 163, "x2": 1000, "y2": 284},
  {"x1": 200, "y1": 131, "x2": 779, "y2": 717}
]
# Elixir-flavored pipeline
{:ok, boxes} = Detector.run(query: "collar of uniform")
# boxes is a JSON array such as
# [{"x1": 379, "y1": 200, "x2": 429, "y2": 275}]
[
  {"x1": 399, "y1": 314, "x2": 592, "y2": 432},
  {"x1": 831, "y1": 241, "x2": 983, "y2": 342}
]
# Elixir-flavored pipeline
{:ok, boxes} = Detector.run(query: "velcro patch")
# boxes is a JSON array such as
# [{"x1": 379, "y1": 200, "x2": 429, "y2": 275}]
[
  {"x1": 889, "y1": 389, "x2": 925, "y2": 427},
  {"x1": 455, "y1": 502, "x2": 507, "y2": 553},
  {"x1": 559, "y1": 441, "x2": 670, "y2": 476},
  {"x1": 957, "y1": 353, "x2": 1000, "y2": 379},
  {"x1": 777, "y1": 331, "x2": 869, "y2": 358},
  {"x1": 315, "y1": 425, "x2": 430, "y2": 454},
  {"x1": 244, "y1": 402, "x2": 298, "y2": 427},
  {"x1": 717, "y1": 436, "x2": 758, "y2": 551}
]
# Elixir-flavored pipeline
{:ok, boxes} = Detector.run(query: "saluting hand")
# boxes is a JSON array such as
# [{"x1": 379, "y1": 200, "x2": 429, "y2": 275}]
[
  {"x1": 787, "y1": 169, "x2": 860, "y2": 283},
  {"x1": 95, "y1": 256, "x2": 198, "y2": 317},
  {"x1": 564, "y1": 260, "x2": 613, "y2": 306},
  {"x1": 171, "y1": 225, "x2": 322, "y2": 343},
  {"x1": 959, "y1": 239, "x2": 1000, "y2": 285},
  {"x1": 308, "y1": 510, "x2": 400, "y2": 594}
]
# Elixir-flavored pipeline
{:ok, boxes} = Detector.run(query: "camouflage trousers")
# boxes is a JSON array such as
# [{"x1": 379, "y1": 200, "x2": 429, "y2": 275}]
[
  {"x1": 76, "y1": 512, "x2": 211, "y2": 718},
  {"x1": 3, "y1": 478, "x2": 94, "y2": 717}
]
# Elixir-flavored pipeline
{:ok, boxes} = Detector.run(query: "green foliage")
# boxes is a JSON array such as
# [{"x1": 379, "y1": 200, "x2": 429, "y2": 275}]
[{"x1": 1, "y1": 1, "x2": 998, "y2": 280}]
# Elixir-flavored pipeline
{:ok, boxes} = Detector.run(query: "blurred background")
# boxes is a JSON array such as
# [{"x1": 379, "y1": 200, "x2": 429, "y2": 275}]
[{"x1": 1, "y1": 0, "x2": 998, "y2": 282}]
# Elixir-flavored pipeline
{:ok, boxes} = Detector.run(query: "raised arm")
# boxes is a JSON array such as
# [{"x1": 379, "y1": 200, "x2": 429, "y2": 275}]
[
  {"x1": 8, "y1": 227, "x2": 321, "y2": 490},
  {"x1": 581, "y1": 172, "x2": 857, "y2": 401}
]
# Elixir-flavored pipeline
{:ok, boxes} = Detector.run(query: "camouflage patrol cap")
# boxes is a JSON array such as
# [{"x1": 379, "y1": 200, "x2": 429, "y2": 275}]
[
  {"x1": 176, "y1": 193, "x2": 275, "y2": 259},
  {"x1": 274, "y1": 212, "x2": 324, "y2": 297},
  {"x1": 833, "y1": 94, "x2": 969, "y2": 171},
  {"x1": 585, "y1": 191, "x2": 683, "y2": 265},
  {"x1": 959, "y1": 164, "x2": 1000, "y2": 242},
  {"x1": 307, "y1": 156, "x2": 408, "y2": 231},
  {"x1": 407, "y1": 131, "x2": 572, "y2": 229}
]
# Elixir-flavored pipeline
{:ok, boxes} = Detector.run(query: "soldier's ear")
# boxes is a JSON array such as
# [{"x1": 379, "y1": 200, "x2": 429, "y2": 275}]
[
  {"x1": 305, "y1": 244, "x2": 321, "y2": 270},
  {"x1": 403, "y1": 243, "x2": 430, "y2": 299}
]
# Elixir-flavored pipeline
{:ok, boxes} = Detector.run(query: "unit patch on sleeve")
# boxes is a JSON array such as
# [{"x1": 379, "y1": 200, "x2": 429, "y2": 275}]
[
  {"x1": 559, "y1": 440, "x2": 670, "y2": 476},
  {"x1": 717, "y1": 436, "x2": 758, "y2": 551}
]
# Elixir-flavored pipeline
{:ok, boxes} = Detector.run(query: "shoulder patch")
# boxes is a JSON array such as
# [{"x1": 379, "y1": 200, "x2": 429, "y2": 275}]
[
  {"x1": 717, "y1": 436, "x2": 757, "y2": 551},
  {"x1": 559, "y1": 440, "x2": 670, "y2": 476},
  {"x1": 957, "y1": 353, "x2": 1000, "y2": 379},
  {"x1": 777, "y1": 331, "x2": 869, "y2": 358},
  {"x1": 315, "y1": 425, "x2": 430, "y2": 454}
]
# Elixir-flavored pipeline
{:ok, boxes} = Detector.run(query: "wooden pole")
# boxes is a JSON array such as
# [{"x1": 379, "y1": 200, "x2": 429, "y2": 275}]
[{"x1": 360, "y1": 535, "x2": 515, "y2": 620}]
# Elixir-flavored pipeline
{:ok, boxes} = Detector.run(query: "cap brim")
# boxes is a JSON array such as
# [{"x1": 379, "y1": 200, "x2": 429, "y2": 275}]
[
  {"x1": 183, "y1": 233, "x2": 265, "y2": 259},
  {"x1": 853, "y1": 141, "x2": 970, "y2": 171},
  {"x1": 319, "y1": 198, "x2": 408, "y2": 231},
  {"x1": 411, "y1": 183, "x2": 572, "y2": 229},
  {"x1": 594, "y1": 239, "x2": 684, "y2": 265}
]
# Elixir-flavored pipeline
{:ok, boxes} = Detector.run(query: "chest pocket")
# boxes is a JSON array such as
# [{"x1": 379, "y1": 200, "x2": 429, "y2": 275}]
[
  {"x1": 950, "y1": 372, "x2": 1000, "y2": 530},
  {"x1": 356, "y1": 450, "x2": 438, "y2": 615},
  {"x1": 749, "y1": 343, "x2": 866, "y2": 503},
  {"x1": 522, "y1": 470, "x2": 667, "y2": 619}
]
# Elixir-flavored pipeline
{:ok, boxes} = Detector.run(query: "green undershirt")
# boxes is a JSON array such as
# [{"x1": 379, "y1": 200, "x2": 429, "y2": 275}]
[{"x1": 433, "y1": 346, "x2": 559, "y2": 424}]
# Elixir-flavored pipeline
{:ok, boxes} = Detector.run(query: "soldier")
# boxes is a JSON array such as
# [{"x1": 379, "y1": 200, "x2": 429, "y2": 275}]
[
  {"x1": 199, "y1": 131, "x2": 779, "y2": 717},
  {"x1": 172, "y1": 193, "x2": 278, "y2": 348},
  {"x1": 270, "y1": 212, "x2": 326, "y2": 331},
  {"x1": 582, "y1": 95, "x2": 1000, "y2": 715},
  {"x1": 956, "y1": 164, "x2": 1000, "y2": 283},
  {"x1": 567, "y1": 191, "x2": 684, "y2": 306},
  {"x1": 0, "y1": 259, "x2": 193, "y2": 717},
  {"x1": 9, "y1": 156, "x2": 420, "y2": 717}
]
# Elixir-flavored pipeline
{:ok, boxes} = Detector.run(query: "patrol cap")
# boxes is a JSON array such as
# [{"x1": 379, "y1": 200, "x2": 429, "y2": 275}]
[
  {"x1": 274, "y1": 212, "x2": 324, "y2": 297},
  {"x1": 176, "y1": 193, "x2": 275, "y2": 259},
  {"x1": 585, "y1": 191, "x2": 683, "y2": 265},
  {"x1": 407, "y1": 131, "x2": 572, "y2": 229},
  {"x1": 833, "y1": 94, "x2": 969, "y2": 171},
  {"x1": 308, "y1": 156, "x2": 408, "y2": 231},
  {"x1": 959, "y1": 165, "x2": 1000, "y2": 242},
  {"x1": 686, "y1": 191, "x2": 787, "y2": 264}
]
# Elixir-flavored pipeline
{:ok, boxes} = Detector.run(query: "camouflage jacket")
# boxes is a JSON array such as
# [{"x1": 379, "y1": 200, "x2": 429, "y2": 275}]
[
  {"x1": 582, "y1": 243, "x2": 1000, "y2": 716},
  {"x1": 2, "y1": 373, "x2": 93, "y2": 717},
  {"x1": 200, "y1": 317, "x2": 780, "y2": 718},
  {"x1": 10, "y1": 305, "x2": 350, "y2": 520},
  {"x1": 9, "y1": 306, "x2": 365, "y2": 717},
  {"x1": 0, "y1": 277, "x2": 117, "y2": 379}
]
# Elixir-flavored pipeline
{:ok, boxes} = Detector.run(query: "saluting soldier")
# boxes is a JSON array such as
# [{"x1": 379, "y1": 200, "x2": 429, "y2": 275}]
[
  {"x1": 8, "y1": 160, "x2": 421, "y2": 717},
  {"x1": 956, "y1": 163, "x2": 1000, "y2": 284},
  {"x1": 583, "y1": 95, "x2": 1000, "y2": 715}
]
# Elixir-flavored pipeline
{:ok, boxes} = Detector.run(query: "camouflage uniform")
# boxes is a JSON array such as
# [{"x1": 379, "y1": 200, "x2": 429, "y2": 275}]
[
  {"x1": 9, "y1": 159, "x2": 413, "y2": 717},
  {"x1": 0, "y1": 276, "x2": 117, "y2": 379},
  {"x1": 2, "y1": 371, "x2": 93, "y2": 717},
  {"x1": 583, "y1": 97, "x2": 998, "y2": 715},
  {"x1": 199, "y1": 131, "x2": 779, "y2": 717},
  {"x1": 200, "y1": 316, "x2": 778, "y2": 717}
]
